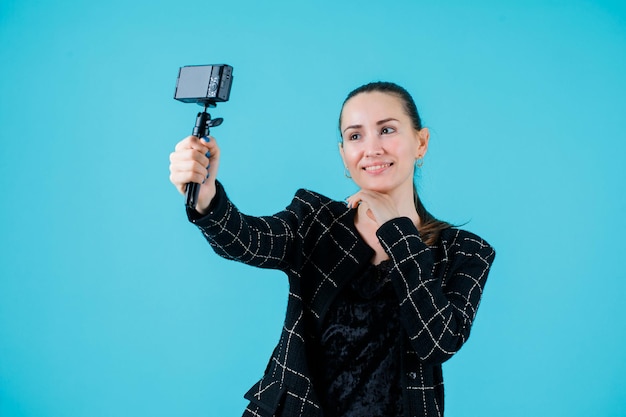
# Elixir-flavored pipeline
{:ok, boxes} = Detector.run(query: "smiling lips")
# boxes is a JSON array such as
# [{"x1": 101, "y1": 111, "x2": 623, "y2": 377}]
[{"x1": 363, "y1": 162, "x2": 393, "y2": 173}]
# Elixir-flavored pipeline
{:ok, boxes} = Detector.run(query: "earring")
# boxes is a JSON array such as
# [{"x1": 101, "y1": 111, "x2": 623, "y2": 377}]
[
  {"x1": 415, "y1": 157, "x2": 424, "y2": 168},
  {"x1": 344, "y1": 167, "x2": 352, "y2": 179}
]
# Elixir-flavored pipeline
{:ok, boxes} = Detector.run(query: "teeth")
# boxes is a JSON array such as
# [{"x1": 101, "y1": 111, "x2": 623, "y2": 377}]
[{"x1": 364, "y1": 164, "x2": 391, "y2": 171}]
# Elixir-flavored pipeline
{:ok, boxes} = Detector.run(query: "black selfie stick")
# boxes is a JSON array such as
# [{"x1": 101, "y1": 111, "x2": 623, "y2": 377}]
[
  {"x1": 186, "y1": 105, "x2": 223, "y2": 209},
  {"x1": 174, "y1": 64, "x2": 233, "y2": 208}
]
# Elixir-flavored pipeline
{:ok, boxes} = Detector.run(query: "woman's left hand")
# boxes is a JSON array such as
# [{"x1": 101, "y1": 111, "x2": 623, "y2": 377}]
[{"x1": 346, "y1": 190, "x2": 400, "y2": 226}]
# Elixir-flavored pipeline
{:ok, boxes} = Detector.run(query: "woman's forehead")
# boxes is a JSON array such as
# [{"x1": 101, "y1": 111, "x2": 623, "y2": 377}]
[{"x1": 341, "y1": 92, "x2": 407, "y2": 124}]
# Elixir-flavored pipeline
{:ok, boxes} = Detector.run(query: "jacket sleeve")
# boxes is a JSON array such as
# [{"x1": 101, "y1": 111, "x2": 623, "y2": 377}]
[
  {"x1": 187, "y1": 181, "x2": 304, "y2": 272},
  {"x1": 376, "y1": 217, "x2": 496, "y2": 365}
]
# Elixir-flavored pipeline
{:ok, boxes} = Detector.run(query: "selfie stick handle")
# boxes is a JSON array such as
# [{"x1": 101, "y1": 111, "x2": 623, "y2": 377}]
[{"x1": 185, "y1": 110, "x2": 210, "y2": 209}]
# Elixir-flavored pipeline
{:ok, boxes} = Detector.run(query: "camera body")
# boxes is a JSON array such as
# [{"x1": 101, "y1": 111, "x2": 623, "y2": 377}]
[{"x1": 174, "y1": 64, "x2": 233, "y2": 105}]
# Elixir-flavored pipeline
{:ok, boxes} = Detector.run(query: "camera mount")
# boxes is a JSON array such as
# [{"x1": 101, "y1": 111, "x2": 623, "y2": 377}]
[{"x1": 186, "y1": 106, "x2": 223, "y2": 208}]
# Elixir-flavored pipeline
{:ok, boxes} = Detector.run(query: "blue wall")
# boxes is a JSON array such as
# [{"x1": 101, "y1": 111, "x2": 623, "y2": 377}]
[{"x1": 1, "y1": 1, "x2": 625, "y2": 416}]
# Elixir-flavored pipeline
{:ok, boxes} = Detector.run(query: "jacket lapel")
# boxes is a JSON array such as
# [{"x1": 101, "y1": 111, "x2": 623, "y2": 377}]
[{"x1": 304, "y1": 208, "x2": 373, "y2": 333}]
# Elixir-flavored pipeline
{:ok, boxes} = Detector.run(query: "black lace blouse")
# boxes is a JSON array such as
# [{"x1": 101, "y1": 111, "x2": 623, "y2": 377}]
[{"x1": 312, "y1": 260, "x2": 404, "y2": 417}]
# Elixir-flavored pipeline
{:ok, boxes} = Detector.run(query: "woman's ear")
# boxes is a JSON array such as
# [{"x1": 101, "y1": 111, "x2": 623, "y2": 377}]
[
  {"x1": 338, "y1": 142, "x2": 347, "y2": 166},
  {"x1": 415, "y1": 128, "x2": 430, "y2": 158}
]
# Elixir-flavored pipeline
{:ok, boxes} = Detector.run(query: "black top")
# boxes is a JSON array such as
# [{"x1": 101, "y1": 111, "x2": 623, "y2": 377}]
[{"x1": 313, "y1": 260, "x2": 404, "y2": 417}]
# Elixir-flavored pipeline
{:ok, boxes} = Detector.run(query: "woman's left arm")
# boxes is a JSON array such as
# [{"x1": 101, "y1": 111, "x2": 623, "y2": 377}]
[{"x1": 377, "y1": 217, "x2": 496, "y2": 365}]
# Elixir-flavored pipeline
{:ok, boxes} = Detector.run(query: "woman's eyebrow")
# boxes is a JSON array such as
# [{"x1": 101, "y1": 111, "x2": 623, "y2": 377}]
[
  {"x1": 376, "y1": 117, "x2": 399, "y2": 125},
  {"x1": 342, "y1": 124, "x2": 362, "y2": 134},
  {"x1": 342, "y1": 118, "x2": 399, "y2": 134}
]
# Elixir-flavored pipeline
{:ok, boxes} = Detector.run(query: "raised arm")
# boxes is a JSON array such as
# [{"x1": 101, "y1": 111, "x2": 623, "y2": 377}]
[{"x1": 186, "y1": 181, "x2": 304, "y2": 272}]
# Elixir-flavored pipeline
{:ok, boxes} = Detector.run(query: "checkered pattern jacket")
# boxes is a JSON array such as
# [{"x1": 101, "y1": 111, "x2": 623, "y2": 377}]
[{"x1": 188, "y1": 182, "x2": 495, "y2": 417}]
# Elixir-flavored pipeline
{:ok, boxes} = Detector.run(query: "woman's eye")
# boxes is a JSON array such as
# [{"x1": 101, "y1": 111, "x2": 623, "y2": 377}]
[
  {"x1": 381, "y1": 127, "x2": 396, "y2": 135},
  {"x1": 349, "y1": 133, "x2": 360, "y2": 141}
]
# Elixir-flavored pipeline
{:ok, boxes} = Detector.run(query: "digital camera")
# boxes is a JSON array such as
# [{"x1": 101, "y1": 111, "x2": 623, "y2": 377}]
[{"x1": 174, "y1": 64, "x2": 233, "y2": 105}]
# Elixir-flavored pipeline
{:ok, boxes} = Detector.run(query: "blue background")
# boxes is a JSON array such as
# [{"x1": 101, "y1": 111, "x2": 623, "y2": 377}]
[{"x1": 1, "y1": 0, "x2": 625, "y2": 416}]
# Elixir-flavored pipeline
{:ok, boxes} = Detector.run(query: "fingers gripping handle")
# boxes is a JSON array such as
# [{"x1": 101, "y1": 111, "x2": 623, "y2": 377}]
[
  {"x1": 185, "y1": 111, "x2": 223, "y2": 209},
  {"x1": 185, "y1": 111, "x2": 209, "y2": 208}
]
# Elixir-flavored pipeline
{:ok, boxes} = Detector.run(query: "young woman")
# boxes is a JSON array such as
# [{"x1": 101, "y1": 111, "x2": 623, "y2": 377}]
[{"x1": 169, "y1": 82, "x2": 496, "y2": 417}]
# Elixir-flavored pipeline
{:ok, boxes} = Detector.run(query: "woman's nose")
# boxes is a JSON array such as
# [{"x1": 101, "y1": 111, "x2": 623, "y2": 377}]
[{"x1": 364, "y1": 137, "x2": 383, "y2": 156}]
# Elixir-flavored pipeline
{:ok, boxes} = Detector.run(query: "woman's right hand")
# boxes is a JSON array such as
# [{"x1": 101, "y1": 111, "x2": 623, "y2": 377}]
[{"x1": 169, "y1": 135, "x2": 221, "y2": 215}]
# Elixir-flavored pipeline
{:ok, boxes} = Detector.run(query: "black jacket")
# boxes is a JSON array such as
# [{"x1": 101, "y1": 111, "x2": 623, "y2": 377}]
[{"x1": 189, "y1": 182, "x2": 496, "y2": 417}]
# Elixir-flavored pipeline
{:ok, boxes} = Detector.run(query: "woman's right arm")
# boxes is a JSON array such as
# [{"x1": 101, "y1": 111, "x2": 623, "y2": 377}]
[
  {"x1": 169, "y1": 135, "x2": 220, "y2": 215},
  {"x1": 189, "y1": 181, "x2": 299, "y2": 272},
  {"x1": 169, "y1": 135, "x2": 300, "y2": 272}
]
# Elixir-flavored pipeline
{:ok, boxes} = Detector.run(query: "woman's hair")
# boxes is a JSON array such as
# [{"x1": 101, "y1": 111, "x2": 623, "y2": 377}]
[{"x1": 339, "y1": 81, "x2": 451, "y2": 246}]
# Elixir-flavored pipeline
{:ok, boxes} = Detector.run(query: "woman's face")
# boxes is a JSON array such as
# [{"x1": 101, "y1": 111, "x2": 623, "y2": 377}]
[{"x1": 339, "y1": 91, "x2": 429, "y2": 196}]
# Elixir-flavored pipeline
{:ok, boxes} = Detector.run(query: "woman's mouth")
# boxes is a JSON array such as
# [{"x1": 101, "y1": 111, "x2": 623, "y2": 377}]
[{"x1": 363, "y1": 163, "x2": 393, "y2": 173}]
